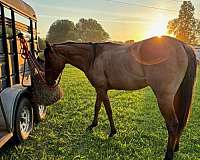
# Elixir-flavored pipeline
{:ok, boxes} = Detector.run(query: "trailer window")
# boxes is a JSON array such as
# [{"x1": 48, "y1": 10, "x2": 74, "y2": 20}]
[{"x1": 15, "y1": 13, "x2": 32, "y2": 86}]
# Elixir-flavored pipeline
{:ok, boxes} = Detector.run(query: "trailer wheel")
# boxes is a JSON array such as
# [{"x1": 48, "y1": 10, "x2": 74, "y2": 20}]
[
  {"x1": 13, "y1": 97, "x2": 33, "y2": 143},
  {"x1": 34, "y1": 105, "x2": 47, "y2": 123}
]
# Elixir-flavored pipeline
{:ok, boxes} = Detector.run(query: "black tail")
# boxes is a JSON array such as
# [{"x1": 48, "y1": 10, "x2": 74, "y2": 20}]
[{"x1": 174, "y1": 44, "x2": 197, "y2": 131}]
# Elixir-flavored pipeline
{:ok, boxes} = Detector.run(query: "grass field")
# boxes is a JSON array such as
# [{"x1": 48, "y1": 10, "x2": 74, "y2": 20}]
[{"x1": 1, "y1": 65, "x2": 200, "y2": 160}]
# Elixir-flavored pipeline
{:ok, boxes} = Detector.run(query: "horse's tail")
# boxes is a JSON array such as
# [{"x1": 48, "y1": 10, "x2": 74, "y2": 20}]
[{"x1": 174, "y1": 44, "x2": 197, "y2": 132}]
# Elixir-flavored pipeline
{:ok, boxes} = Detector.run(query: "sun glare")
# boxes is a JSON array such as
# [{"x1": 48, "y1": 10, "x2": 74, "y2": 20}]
[{"x1": 146, "y1": 14, "x2": 169, "y2": 38}]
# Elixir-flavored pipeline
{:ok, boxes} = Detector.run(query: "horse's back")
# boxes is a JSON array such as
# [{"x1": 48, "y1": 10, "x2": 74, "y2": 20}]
[
  {"x1": 91, "y1": 36, "x2": 190, "y2": 92},
  {"x1": 92, "y1": 44, "x2": 147, "y2": 90}
]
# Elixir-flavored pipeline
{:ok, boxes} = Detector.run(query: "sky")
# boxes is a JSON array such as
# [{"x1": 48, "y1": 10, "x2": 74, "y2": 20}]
[{"x1": 23, "y1": 0, "x2": 200, "y2": 42}]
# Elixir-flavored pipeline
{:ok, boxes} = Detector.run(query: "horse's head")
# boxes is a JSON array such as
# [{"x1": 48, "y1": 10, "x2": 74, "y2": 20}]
[
  {"x1": 44, "y1": 42, "x2": 65, "y2": 86},
  {"x1": 44, "y1": 41, "x2": 95, "y2": 86}
]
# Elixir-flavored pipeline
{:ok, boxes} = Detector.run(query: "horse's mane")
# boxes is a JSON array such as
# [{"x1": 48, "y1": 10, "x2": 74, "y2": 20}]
[{"x1": 53, "y1": 41, "x2": 122, "y2": 47}]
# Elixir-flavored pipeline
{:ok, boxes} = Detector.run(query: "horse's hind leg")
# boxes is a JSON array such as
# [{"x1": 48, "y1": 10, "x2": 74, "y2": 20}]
[
  {"x1": 173, "y1": 94, "x2": 190, "y2": 152},
  {"x1": 156, "y1": 94, "x2": 179, "y2": 160},
  {"x1": 174, "y1": 123, "x2": 188, "y2": 152},
  {"x1": 88, "y1": 93, "x2": 102, "y2": 130}
]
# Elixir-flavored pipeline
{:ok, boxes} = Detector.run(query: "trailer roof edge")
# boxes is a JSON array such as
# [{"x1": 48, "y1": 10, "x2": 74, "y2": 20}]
[{"x1": 0, "y1": 0, "x2": 37, "y2": 21}]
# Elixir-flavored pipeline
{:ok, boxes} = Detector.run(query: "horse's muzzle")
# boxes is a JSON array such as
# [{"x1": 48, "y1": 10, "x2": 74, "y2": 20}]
[{"x1": 46, "y1": 79, "x2": 56, "y2": 87}]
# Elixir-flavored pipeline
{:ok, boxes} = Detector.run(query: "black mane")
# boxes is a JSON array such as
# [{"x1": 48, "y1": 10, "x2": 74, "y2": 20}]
[{"x1": 53, "y1": 41, "x2": 121, "y2": 46}]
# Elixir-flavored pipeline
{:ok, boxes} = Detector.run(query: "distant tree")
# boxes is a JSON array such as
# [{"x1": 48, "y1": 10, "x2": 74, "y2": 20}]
[
  {"x1": 38, "y1": 37, "x2": 46, "y2": 50},
  {"x1": 195, "y1": 19, "x2": 200, "y2": 44},
  {"x1": 76, "y1": 18, "x2": 110, "y2": 42},
  {"x1": 125, "y1": 40, "x2": 135, "y2": 44},
  {"x1": 46, "y1": 19, "x2": 78, "y2": 43},
  {"x1": 111, "y1": 40, "x2": 124, "y2": 44},
  {"x1": 167, "y1": 1, "x2": 200, "y2": 44}
]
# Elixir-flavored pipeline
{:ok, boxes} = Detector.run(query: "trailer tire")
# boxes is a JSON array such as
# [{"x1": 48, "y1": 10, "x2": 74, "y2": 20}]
[
  {"x1": 13, "y1": 97, "x2": 33, "y2": 143},
  {"x1": 33, "y1": 105, "x2": 47, "y2": 123}
]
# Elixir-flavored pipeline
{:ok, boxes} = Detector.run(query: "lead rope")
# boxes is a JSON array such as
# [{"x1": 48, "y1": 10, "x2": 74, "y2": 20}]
[{"x1": 18, "y1": 33, "x2": 46, "y2": 87}]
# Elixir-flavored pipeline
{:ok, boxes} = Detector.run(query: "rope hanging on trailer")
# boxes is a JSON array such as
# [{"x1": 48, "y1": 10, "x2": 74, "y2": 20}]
[{"x1": 18, "y1": 32, "x2": 45, "y2": 86}]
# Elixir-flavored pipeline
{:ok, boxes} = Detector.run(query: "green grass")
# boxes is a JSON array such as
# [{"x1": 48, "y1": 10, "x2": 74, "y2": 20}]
[{"x1": 1, "y1": 65, "x2": 200, "y2": 160}]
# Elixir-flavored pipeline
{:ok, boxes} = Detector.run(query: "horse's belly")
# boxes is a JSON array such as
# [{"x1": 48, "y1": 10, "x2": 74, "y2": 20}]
[
  {"x1": 105, "y1": 59, "x2": 147, "y2": 90},
  {"x1": 108, "y1": 76, "x2": 147, "y2": 90}
]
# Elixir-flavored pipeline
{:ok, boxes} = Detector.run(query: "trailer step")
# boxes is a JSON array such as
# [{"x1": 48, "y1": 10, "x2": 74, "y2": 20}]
[{"x1": 0, "y1": 131, "x2": 13, "y2": 148}]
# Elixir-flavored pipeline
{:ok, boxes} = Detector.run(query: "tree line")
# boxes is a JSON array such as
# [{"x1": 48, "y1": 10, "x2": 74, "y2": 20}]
[{"x1": 47, "y1": 18, "x2": 110, "y2": 43}]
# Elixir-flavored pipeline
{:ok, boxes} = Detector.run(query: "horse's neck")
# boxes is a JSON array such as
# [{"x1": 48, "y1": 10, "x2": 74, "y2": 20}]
[
  {"x1": 60, "y1": 44, "x2": 92, "y2": 73},
  {"x1": 69, "y1": 55, "x2": 90, "y2": 72}
]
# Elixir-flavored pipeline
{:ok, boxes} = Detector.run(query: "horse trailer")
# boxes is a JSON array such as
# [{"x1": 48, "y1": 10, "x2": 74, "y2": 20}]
[{"x1": 0, "y1": 0, "x2": 47, "y2": 148}]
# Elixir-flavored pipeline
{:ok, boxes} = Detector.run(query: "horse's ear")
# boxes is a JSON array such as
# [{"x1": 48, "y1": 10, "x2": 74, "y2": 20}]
[
  {"x1": 46, "y1": 41, "x2": 51, "y2": 48},
  {"x1": 45, "y1": 41, "x2": 53, "y2": 54},
  {"x1": 44, "y1": 41, "x2": 52, "y2": 57}
]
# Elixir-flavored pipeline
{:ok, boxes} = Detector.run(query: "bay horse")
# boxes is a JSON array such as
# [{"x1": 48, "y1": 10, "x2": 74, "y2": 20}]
[{"x1": 44, "y1": 36, "x2": 197, "y2": 160}]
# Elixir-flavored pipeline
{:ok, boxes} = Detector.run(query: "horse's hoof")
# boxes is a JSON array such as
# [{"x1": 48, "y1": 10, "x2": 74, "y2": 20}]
[
  {"x1": 109, "y1": 130, "x2": 117, "y2": 137},
  {"x1": 86, "y1": 126, "x2": 93, "y2": 132},
  {"x1": 86, "y1": 123, "x2": 97, "y2": 132},
  {"x1": 164, "y1": 152, "x2": 173, "y2": 160},
  {"x1": 164, "y1": 158, "x2": 173, "y2": 160},
  {"x1": 164, "y1": 156, "x2": 173, "y2": 160},
  {"x1": 174, "y1": 144, "x2": 179, "y2": 152}
]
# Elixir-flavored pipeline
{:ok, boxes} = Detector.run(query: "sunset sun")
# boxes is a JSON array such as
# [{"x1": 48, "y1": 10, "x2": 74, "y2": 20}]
[{"x1": 147, "y1": 14, "x2": 169, "y2": 38}]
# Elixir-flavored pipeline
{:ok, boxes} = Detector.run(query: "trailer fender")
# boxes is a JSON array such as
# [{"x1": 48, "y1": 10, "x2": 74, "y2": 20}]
[{"x1": 0, "y1": 84, "x2": 30, "y2": 131}]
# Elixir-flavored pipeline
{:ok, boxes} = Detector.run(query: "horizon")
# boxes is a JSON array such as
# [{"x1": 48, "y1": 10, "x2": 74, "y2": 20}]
[{"x1": 24, "y1": 0, "x2": 200, "y2": 42}]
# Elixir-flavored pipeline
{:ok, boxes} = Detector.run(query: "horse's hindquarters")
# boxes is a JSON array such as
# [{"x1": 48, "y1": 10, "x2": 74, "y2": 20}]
[{"x1": 143, "y1": 42, "x2": 188, "y2": 96}]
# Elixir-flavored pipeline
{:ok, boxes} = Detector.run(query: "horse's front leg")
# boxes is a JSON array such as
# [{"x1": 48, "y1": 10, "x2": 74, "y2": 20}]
[
  {"x1": 97, "y1": 89, "x2": 116, "y2": 137},
  {"x1": 88, "y1": 93, "x2": 102, "y2": 130}
]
